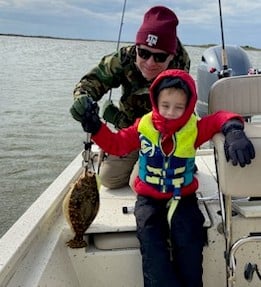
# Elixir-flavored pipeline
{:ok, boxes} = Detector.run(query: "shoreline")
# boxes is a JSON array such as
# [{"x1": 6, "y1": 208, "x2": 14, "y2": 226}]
[{"x1": 1, "y1": 33, "x2": 260, "y2": 51}]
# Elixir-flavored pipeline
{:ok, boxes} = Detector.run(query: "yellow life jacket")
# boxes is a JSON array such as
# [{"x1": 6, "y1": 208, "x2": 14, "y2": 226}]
[{"x1": 137, "y1": 112, "x2": 198, "y2": 196}]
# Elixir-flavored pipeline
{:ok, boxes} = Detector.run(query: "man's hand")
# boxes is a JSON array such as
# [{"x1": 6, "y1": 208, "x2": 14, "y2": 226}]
[{"x1": 102, "y1": 100, "x2": 121, "y2": 125}]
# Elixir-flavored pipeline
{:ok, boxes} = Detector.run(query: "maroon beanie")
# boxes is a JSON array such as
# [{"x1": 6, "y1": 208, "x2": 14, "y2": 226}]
[{"x1": 136, "y1": 6, "x2": 179, "y2": 54}]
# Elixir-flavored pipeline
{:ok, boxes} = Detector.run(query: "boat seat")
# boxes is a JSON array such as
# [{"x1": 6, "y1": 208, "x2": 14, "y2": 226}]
[
  {"x1": 212, "y1": 122, "x2": 261, "y2": 201},
  {"x1": 209, "y1": 74, "x2": 261, "y2": 118},
  {"x1": 209, "y1": 74, "x2": 261, "y2": 286}
]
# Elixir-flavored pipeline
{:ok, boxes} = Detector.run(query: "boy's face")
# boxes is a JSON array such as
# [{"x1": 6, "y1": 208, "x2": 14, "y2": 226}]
[{"x1": 157, "y1": 87, "x2": 187, "y2": 119}]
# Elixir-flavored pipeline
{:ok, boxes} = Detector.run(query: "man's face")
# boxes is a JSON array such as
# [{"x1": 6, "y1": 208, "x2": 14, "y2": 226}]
[{"x1": 135, "y1": 45, "x2": 174, "y2": 81}]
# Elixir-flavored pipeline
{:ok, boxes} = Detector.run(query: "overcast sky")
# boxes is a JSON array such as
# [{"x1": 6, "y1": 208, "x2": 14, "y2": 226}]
[{"x1": 0, "y1": 0, "x2": 260, "y2": 48}]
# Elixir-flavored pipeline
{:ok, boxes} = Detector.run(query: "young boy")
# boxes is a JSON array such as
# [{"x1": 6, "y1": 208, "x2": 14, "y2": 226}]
[{"x1": 76, "y1": 69, "x2": 255, "y2": 287}]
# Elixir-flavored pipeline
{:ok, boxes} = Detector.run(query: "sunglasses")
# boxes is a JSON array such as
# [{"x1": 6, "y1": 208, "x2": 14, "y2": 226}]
[{"x1": 137, "y1": 47, "x2": 169, "y2": 63}]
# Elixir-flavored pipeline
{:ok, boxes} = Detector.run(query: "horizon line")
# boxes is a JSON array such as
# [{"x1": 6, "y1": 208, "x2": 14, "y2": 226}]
[{"x1": 0, "y1": 33, "x2": 260, "y2": 51}]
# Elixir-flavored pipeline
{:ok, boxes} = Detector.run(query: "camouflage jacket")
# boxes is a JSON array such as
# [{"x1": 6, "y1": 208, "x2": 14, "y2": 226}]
[{"x1": 73, "y1": 38, "x2": 190, "y2": 129}]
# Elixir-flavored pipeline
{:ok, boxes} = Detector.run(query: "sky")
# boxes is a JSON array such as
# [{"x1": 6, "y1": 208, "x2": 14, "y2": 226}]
[{"x1": 0, "y1": 0, "x2": 260, "y2": 48}]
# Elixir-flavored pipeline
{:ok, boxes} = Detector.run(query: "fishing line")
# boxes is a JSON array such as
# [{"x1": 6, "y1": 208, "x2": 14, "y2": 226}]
[
  {"x1": 217, "y1": 0, "x2": 232, "y2": 78},
  {"x1": 218, "y1": 0, "x2": 228, "y2": 70},
  {"x1": 108, "y1": 0, "x2": 127, "y2": 102},
  {"x1": 98, "y1": 0, "x2": 127, "y2": 173}
]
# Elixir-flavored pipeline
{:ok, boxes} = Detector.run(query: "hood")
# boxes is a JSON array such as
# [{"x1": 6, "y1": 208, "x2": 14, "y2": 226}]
[{"x1": 149, "y1": 69, "x2": 197, "y2": 136}]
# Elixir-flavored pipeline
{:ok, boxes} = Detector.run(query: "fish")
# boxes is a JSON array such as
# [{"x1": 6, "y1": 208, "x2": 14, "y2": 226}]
[{"x1": 63, "y1": 170, "x2": 99, "y2": 248}]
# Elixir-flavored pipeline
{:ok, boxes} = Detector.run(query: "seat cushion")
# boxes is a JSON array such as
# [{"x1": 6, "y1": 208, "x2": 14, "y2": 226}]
[{"x1": 212, "y1": 123, "x2": 261, "y2": 197}]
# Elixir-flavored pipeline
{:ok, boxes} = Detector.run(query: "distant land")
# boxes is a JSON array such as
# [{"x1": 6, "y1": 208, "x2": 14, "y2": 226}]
[{"x1": 1, "y1": 33, "x2": 260, "y2": 51}]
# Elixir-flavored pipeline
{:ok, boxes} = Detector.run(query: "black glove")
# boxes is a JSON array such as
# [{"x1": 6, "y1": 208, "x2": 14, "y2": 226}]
[
  {"x1": 70, "y1": 95, "x2": 91, "y2": 122},
  {"x1": 222, "y1": 120, "x2": 255, "y2": 167},
  {"x1": 102, "y1": 100, "x2": 122, "y2": 125},
  {"x1": 70, "y1": 96, "x2": 101, "y2": 134}
]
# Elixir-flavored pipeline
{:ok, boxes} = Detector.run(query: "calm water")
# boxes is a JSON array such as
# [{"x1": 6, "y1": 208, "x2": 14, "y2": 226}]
[{"x1": 0, "y1": 35, "x2": 261, "y2": 237}]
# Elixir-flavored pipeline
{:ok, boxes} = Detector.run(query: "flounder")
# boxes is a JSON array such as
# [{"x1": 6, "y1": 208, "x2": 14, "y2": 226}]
[{"x1": 63, "y1": 170, "x2": 99, "y2": 248}]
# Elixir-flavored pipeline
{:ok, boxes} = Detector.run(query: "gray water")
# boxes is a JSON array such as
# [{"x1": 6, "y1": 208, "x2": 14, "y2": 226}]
[{"x1": 1, "y1": 35, "x2": 261, "y2": 238}]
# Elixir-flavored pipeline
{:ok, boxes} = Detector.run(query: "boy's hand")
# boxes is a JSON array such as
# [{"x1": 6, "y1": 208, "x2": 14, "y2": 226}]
[
  {"x1": 224, "y1": 129, "x2": 255, "y2": 167},
  {"x1": 70, "y1": 96, "x2": 101, "y2": 134}
]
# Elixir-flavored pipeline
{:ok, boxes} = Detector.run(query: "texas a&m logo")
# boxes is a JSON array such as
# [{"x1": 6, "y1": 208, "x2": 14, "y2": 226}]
[{"x1": 146, "y1": 34, "x2": 158, "y2": 47}]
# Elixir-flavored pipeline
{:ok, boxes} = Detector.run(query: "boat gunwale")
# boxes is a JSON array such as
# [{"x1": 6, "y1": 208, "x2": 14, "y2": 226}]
[{"x1": 0, "y1": 152, "x2": 84, "y2": 285}]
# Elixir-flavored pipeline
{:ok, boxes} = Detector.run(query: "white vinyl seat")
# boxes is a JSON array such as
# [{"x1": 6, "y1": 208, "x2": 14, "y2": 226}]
[{"x1": 208, "y1": 74, "x2": 261, "y2": 286}]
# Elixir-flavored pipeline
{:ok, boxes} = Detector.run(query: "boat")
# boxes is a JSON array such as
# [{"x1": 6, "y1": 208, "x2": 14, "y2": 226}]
[
  {"x1": 1, "y1": 0, "x2": 261, "y2": 283},
  {"x1": 1, "y1": 72, "x2": 261, "y2": 286}
]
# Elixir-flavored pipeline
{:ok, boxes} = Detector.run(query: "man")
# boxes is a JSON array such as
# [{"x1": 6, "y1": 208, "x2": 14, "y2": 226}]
[{"x1": 70, "y1": 6, "x2": 190, "y2": 189}]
